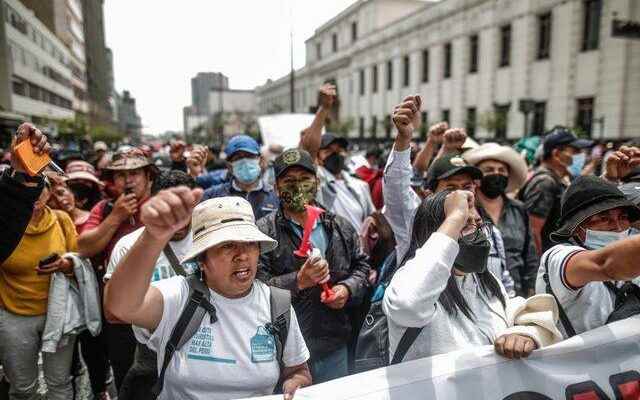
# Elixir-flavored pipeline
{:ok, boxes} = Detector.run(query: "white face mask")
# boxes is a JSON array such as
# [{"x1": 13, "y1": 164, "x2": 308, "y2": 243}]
[{"x1": 584, "y1": 229, "x2": 631, "y2": 250}]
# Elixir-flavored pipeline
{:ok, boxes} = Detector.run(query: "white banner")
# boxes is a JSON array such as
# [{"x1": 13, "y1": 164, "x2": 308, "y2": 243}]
[
  {"x1": 257, "y1": 114, "x2": 321, "y2": 151},
  {"x1": 244, "y1": 316, "x2": 640, "y2": 400}
]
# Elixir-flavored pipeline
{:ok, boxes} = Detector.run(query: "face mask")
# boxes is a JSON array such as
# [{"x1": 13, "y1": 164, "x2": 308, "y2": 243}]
[
  {"x1": 567, "y1": 153, "x2": 586, "y2": 177},
  {"x1": 323, "y1": 152, "x2": 346, "y2": 175},
  {"x1": 584, "y1": 228, "x2": 630, "y2": 250},
  {"x1": 231, "y1": 158, "x2": 261, "y2": 184},
  {"x1": 480, "y1": 174, "x2": 508, "y2": 199},
  {"x1": 454, "y1": 231, "x2": 491, "y2": 274},
  {"x1": 279, "y1": 179, "x2": 317, "y2": 213}
]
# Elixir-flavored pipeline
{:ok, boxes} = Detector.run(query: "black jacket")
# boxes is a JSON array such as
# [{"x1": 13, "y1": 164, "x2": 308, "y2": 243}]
[
  {"x1": 256, "y1": 208, "x2": 370, "y2": 358},
  {"x1": 0, "y1": 170, "x2": 44, "y2": 263}
]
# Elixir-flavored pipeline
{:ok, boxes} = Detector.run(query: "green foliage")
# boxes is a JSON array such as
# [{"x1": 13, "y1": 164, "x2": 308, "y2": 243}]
[
  {"x1": 90, "y1": 124, "x2": 125, "y2": 144},
  {"x1": 478, "y1": 111, "x2": 507, "y2": 136}
]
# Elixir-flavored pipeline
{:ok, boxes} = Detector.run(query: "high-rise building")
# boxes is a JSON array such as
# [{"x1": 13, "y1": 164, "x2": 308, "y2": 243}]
[
  {"x1": 117, "y1": 89, "x2": 141, "y2": 141},
  {"x1": 191, "y1": 72, "x2": 228, "y2": 115},
  {"x1": 0, "y1": 0, "x2": 74, "y2": 145},
  {"x1": 19, "y1": 0, "x2": 88, "y2": 116},
  {"x1": 81, "y1": 0, "x2": 111, "y2": 126}
]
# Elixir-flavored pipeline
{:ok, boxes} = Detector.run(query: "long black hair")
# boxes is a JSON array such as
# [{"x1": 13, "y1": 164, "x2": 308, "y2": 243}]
[{"x1": 400, "y1": 190, "x2": 506, "y2": 321}]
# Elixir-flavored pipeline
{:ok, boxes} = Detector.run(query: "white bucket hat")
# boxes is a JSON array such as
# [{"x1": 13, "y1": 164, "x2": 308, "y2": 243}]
[
  {"x1": 180, "y1": 196, "x2": 277, "y2": 263},
  {"x1": 463, "y1": 143, "x2": 528, "y2": 193}
]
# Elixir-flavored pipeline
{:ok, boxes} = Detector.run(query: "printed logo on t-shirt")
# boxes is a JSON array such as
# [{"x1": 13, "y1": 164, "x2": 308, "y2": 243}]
[
  {"x1": 250, "y1": 326, "x2": 276, "y2": 363},
  {"x1": 151, "y1": 261, "x2": 200, "y2": 282},
  {"x1": 187, "y1": 326, "x2": 236, "y2": 364}
]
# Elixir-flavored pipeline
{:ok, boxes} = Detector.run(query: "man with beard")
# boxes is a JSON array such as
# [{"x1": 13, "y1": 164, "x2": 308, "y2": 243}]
[
  {"x1": 465, "y1": 144, "x2": 538, "y2": 297},
  {"x1": 256, "y1": 148, "x2": 370, "y2": 384}
]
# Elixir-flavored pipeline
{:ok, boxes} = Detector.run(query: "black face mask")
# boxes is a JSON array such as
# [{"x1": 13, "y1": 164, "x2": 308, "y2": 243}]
[
  {"x1": 454, "y1": 231, "x2": 491, "y2": 274},
  {"x1": 480, "y1": 174, "x2": 508, "y2": 199},
  {"x1": 323, "y1": 152, "x2": 346, "y2": 175}
]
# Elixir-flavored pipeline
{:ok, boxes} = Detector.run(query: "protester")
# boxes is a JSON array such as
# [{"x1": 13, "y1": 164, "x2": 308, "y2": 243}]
[
  {"x1": 200, "y1": 135, "x2": 279, "y2": 220},
  {"x1": 536, "y1": 175, "x2": 640, "y2": 336},
  {"x1": 518, "y1": 127, "x2": 593, "y2": 255},
  {"x1": 78, "y1": 148, "x2": 158, "y2": 390},
  {"x1": 0, "y1": 123, "x2": 51, "y2": 264},
  {"x1": 355, "y1": 148, "x2": 384, "y2": 210},
  {"x1": 65, "y1": 160, "x2": 104, "y2": 211},
  {"x1": 49, "y1": 180, "x2": 92, "y2": 232},
  {"x1": 105, "y1": 192, "x2": 311, "y2": 399},
  {"x1": 383, "y1": 102, "x2": 514, "y2": 295},
  {"x1": 0, "y1": 180, "x2": 79, "y2": 399},
  {"x1": 299, "y1": 84, "x2": 375, "y2": 231},
  {"x1": 382, "y1": 189, "x2": 562, "y2": 362},
  {"x1": 256, "y1": 148, "x2": 370, "y2": 383},
  {"x1": 91, "y1": 141, "x2": 110, "y2": 173},
  {"x1": 465, "y1": 143, "x2": 539, "y2": 297}
]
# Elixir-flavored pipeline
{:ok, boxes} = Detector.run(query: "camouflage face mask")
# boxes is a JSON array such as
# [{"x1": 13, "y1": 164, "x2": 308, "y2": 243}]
[{"x1": 279, "y1": 179, "x2": 317, "y2": 212}]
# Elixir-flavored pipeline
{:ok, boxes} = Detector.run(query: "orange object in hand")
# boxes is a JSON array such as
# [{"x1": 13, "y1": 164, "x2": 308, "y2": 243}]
[{"x1": 14, "y1": 140, "x2": 64, "y2": 176}]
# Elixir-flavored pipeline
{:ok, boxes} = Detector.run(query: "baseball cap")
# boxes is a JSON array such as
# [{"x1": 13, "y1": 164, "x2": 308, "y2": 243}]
[
  {"x1": 543, "y1": 126, "x2": 594, "y2": 158},
  {"x1": 320, "y1": 133, "x2": 348, "y2": 150},
  {"x1": 181, "y1": 196, "x2": 277, "y2": 263},
  {"x1": 425, "y1": 153, "x2": 482, "y2": 190},
  {"x1": 273, "y1": 148, "x2": 317, "y2": 179},
  {"x1": 224, "y1": 135, "x2": 260, "y2": 157}
]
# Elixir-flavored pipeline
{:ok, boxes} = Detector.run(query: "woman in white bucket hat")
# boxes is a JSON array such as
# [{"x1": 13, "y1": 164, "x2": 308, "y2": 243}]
[{"x1": 105, "y1": 187, "x2": 311, "y2": 400}]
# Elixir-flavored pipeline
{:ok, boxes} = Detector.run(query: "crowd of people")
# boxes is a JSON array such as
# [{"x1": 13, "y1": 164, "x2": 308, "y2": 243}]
[{"x1": 1, "y1": 84, "x2": 639, "y2": 400}]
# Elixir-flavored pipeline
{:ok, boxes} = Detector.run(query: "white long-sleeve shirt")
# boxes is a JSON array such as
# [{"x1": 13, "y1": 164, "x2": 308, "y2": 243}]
[{"x1": 383, "y1": 232, "x2": 563, "y2": 362}]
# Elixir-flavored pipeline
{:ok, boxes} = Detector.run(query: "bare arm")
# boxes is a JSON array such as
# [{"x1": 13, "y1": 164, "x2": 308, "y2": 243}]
[
  {"x1": 104, "y1": 186, "x2": 203, "y2": 331},
  {"x1": 281, "y1": 363, "x2": 312, "y2": 400},
  {"x1": 298, "y1": 84, "x2": 336, "y2": 161},
  {"x1": 412, "y1": 122, "x2": 447, "y2": 174},
  {"x1": 565, "y1": 234, "x2": 640, "y2": 288}
]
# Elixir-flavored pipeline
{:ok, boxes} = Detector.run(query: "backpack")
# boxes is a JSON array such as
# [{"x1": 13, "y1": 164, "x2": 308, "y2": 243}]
[
  {"x1": 542, "y1": 250, "x2": 640, "y2": 337},
  {"x1": 150, "y1": 273, "x2": 291, "y2": 398}
]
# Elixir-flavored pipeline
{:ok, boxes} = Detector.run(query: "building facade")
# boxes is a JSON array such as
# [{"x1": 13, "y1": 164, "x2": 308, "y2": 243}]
[
  {"x1": 256, "y1": 0, "x2": 640, "y2": 142},
  {"x1": 117, "y1": 90, "x2": 141, "y2": 142},
  {"x1": 19, "y1": 0, "x2": 89, "y2": 116},
  {"x1": 0, "y1": 0, "x2": 74, "y2": 140},
  {"x1": 191, "y1": 72, "x2": 229, "y2": 115}
]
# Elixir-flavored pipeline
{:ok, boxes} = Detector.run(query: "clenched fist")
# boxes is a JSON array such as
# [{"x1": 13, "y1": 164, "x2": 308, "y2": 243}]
[
  {"x1": 392, "y1": 95, "x2": 422, "y2": 139},
  {"x1": 318, "y1": 83, "x2": 337, "y2": 110},
  {"x1": 141, "y1": 186, "x2": 203, "y2": 241}
]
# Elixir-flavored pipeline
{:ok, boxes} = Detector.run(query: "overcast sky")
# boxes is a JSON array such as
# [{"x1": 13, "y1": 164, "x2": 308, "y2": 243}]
[{"x1": 103, "y1": 0, "x2": 358, "y2": 134}]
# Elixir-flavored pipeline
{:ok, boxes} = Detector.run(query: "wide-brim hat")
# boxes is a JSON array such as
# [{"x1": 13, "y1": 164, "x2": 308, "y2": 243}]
[
  {"x1": 181, "y1": 196, "x2": 277, "y2": 263},
  {"x1": 463, "y1": 143, "x2": 528, "y2": 192},
  {"x1": 65, "y1": 160, "x2": 104, "y2": 187},
  {"x1": 103, "y1": 148, "x2": 159, "y2": 179},
  {"x1": 66, "y1": 171, "x2": 104, "y2": 187},
  {"x1": 551, "y1": 176, "x2": 640, "y2": 242}
]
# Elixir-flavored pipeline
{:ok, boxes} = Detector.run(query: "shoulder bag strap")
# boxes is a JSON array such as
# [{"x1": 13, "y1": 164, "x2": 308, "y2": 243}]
[
  {"x1": 267, "y1": 286, "x2": 291, "y2": 370},
  {"x1": 542, "y1": 251, "x2": 577, "y2": 338},
  {"x1": 390, "y1": 326, "x2": 424, "y2": 365},
  {"x1": 163, "y1": 244, "x2": 187, "y2": 276}
]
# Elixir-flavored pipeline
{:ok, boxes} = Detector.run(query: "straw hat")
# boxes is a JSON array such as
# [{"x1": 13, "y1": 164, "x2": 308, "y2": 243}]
[
  {"x1": 463, "y1": 143, "x2": 528, "y2": 193},
  {"x1": 180, "y1": 196, "x2": 277, "y2": 263}
]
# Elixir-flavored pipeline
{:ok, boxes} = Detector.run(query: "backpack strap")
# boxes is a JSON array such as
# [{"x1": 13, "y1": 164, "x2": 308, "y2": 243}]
[
  {"x1": 266, "y1": 286, "x2": 291, "y2": 371},
  {"x1": 162, "y1": 244, "x2": 187, "y2": 277},
  {"x1": 151, "y1": 275, "x2": 217, "y2": 398},
  {"x1": 390, "y1": 327, "x2": 423, "y2": 365},
  {"x1": 542, "y1": 251, "x2": 577, "y2": 338}
]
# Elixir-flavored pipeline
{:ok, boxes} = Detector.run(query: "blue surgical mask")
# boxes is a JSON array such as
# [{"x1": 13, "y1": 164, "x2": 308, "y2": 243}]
[
  {"x1": 231, "y1": 158, "x2": 261, "y2": 184},
  {"x1": 584, "y1": 228, "x2": 630, "y2": 250},
  {"x1": 568, "y1": 153, "x2": 586, "y2": 177}
]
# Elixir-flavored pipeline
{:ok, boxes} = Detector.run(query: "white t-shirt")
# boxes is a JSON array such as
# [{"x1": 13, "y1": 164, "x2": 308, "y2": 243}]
[
  {"x1": 535, "y1": 244, "x2": 640, "y2": 335},
  {"x1": 133, "y1": 277, "x2": 310, "y2": 400},
  {"x1": 331, "y1": 179, "x2": 366, "y2": 231},
  {"x1": 105, "y1": 227, "x2": 198, "y2": 282}
]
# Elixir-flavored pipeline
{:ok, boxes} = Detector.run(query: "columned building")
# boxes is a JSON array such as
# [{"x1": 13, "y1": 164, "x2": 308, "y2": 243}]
[{"x1": 256, "y1": 0, "x2": 640, "y2": 142}]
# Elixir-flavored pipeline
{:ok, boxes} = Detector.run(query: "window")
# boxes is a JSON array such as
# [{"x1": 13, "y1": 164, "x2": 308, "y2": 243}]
[
  {"x1": 420, "y1": 111, "x2": 428, "y2": 139},
  {"x1": 582, "y1": 0, "x2": 602, "y2": 51},
  {"x1": 538, "y1": 12, "x2": 552, "y2": 59},
  {"x1": 576, "y1": 98, "x2": 594, "y2": 137},
  {"x1": 372, "y1": 64, "x2": 378, "y2": 93},
  {"x1": 466, "y1": 107, "x2": 477, "y2": 137},
  {"x1": 316, "y1": 42, "x2": 322, "y2": 60},
  {"x1": 351, "y1": 21, "x2": 358, "y2": 42},
  {"x1": 385, "y1": 114, "x2": 392, "y2": 137},
  {"x1": 469, "y1": 35, "x2": 479, "y2": 73},
  {"x1": 386, "y1": 60, "x2": 393, "y2": 90},
  {"x1": 359, "y1": 117, "x2": 365, "y2": 137},
  {"x1": 359, "y1": 69, "x2": 365, "y2": 96},
  {"x1": 421, "y1": 49, "x2": 429, "y2": 83},
  {"x1": 532, "y1": 102, "x2": 547, "y2": 135},
  {"x1": 332, "y1": 33, "x2": 338, "y2": 53},
  {"x1": 402, "y1": 55, "x2": 411, "y2": 87},
  {"x1": 12, "y1": 80, "x2": 25, "y2": 96},
  {"x1": 494, "y1": 104, "x2": 510, "y2": 139},
  {"x1": 371, "y1": 116, "x2": 378, "y2": 137},
  {"x1": 442, "y1": 109, "x2": 450, "y2": 124},
  {"x1": 443, "y1": 43, "x2": 452, "y2": 78},
  {"x1": 499, "y1": 24, "x2": 511, "y2": 67}
]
